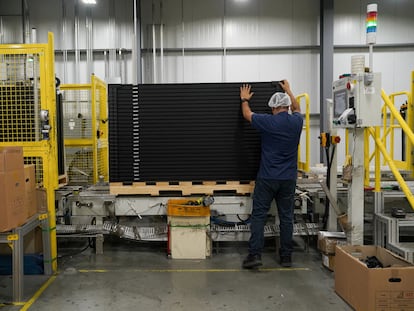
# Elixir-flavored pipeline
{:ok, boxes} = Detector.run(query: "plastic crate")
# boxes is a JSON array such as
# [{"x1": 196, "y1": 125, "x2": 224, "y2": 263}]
[{"x1": 167, "y1": 199, "x2": 210, "y2": 216}]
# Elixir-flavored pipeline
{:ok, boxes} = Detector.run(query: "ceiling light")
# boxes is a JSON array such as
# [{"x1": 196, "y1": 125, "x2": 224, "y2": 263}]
[{"x1": 82, "y1": 0, "x2": 96, "y2": 4}]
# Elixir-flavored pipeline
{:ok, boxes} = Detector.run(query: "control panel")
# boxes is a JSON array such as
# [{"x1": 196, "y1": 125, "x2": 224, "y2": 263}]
[{"x1": 332, "y1": 72, "x2": 382, "y2": 128}]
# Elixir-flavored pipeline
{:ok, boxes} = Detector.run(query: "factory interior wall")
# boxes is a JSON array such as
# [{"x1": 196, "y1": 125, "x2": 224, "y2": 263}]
[{"x1": 0, "y1": 0, "x2": 413, "y2": 166}]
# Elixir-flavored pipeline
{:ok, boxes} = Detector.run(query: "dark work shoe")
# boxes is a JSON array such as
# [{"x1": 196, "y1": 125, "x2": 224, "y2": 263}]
[
  {"x1": 280, "y1": 256, "x2": 292, "y2": 268},
  {"x1": 242, "y1": 254, "x2": 263, "y2": 269}
]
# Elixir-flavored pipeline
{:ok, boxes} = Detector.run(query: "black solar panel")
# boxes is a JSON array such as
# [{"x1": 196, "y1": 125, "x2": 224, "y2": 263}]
[{"x1": 109, "y1": 82, "x2": 283, "y2": 182}]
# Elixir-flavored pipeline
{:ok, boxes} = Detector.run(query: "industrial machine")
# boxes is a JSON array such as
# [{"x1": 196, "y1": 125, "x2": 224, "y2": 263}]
[{"x1": 51, "y1": 77, "x2": 322, "y2": 255}]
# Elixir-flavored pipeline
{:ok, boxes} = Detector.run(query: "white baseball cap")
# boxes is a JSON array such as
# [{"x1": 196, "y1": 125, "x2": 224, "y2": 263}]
[{"x1": 267, "y1": 92, "x2": 291, "y2": 108}]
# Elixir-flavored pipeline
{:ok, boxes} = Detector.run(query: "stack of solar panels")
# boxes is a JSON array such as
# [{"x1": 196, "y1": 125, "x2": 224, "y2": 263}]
[
  {"x1": 108, "y1": 82, "x2": 283, "y2": 183},
  {"x1": 108, "y1": 84, "x2": 139, "y2": 182}
]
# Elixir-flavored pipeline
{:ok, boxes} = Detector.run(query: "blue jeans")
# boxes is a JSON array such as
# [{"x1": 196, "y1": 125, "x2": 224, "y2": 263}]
[{"x1": 248, "y1": 178, "x2": 296, "y2": 258}]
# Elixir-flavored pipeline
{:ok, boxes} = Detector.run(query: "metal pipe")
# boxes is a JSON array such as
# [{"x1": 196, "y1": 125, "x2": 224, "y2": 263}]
[
  {"x1": 62, "y1": 0, "x2": 68, "y2": 82},
  {"x1": 104, "y1": 50, "x2": 109, "y2": 80},
  {"x1": 181, "y1": 0, "x2": 184, "y2": 82},
  {"x1": 86, "y1": 7, "x2": 93, "y2": 77},
  {"x1": 119, "y1": 49, "x2": 126, "y2": 83},
  {"x1": 22, "y1": 0, "x2": 30, "y2": 43},
  {"x1": 74, "y1": 0, "x2": 80, "y2": 84},
  {"x1": 369, "y1": 44, "x2": 373, "y2": 72},
  {"x1": 31, "y1": 27, "x2": 37, "y2": 43},
  {"x1": 108, "y1": 0, "x2": 117, "y2": 81},
  {"x1": 221, "y1": 0, "x2": 226, "y2": 82},
  {"x1": 152, "y1": 0, "x2": 157, "y2": 83},
  {"x1": 133, "y1": 0, "x2": 142, "y2": 84},
  {"x1": 0, "y1": 17, "x2": 3, "y2": 44},
  {"x1": 160, "y1": 0, "x2": 164, "y2": 83}
]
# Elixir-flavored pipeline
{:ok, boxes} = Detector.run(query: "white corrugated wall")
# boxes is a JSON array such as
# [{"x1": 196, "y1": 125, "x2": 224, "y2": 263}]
[{"x1": 0, "y1": 0, "x2": 413, "y2": 165}]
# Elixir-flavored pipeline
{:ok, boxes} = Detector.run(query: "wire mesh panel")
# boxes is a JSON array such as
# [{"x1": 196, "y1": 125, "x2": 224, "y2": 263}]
[
  {"x1": 61, "y1": 75, "x2": 109, "y2": 184},
  {"x1": 98, "y1": 147, "x2": 108, "y2": 179},
  {"x1": 0, "y1": 54, "x2": 41, "y2": 142},
  {"x1": 24, "y1": 156, "x2": 44, "y2": 185},
  {"x1": 62, "y1": 89, "x2": 93, "y2": 139},
  {"x1": 66, "y1": 146, "x2": 94, "y2": 185}
]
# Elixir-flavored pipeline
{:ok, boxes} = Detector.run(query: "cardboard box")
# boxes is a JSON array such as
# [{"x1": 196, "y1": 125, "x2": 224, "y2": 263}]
[
  {"x1": 0, "y1": 146, "x2": 24, "y2": 172},
  {"x1": 0, "y1": 146, "x2": 26, "y2": 231},
  {"x1": 318, "y1": 231, "x2": 347, "y2": 254},
  {"x1": 322, "y1": 253, "x2": 336, "y2": 271},
  {"x1": 0, "y1": 169, "x2": 26, "y2": 232},
  {"x1": 335, "y1": 245, "x2": 414, "y2": 311},
  {"x1": 36, "y1": 188, "x2": 48, "y2": 213},
  {"x1": 24, "y1": 165, "x2": 37, "y2": 218}
]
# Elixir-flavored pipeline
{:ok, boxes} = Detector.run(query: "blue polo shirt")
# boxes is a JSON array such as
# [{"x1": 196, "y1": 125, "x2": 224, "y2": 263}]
[{"x1": 251, "y1": 111, "x2": 303, "y2": 180}]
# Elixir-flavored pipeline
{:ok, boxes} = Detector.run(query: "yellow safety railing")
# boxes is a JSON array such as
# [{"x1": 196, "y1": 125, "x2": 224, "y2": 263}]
[
  {"x1": 344, "y1": 71, "x2": 414, "y2": 191},
  {"x1": 60, "y1": 75, "x2": 109, "y2": 184},
  {"x1": 381, "y1": 91, "x2": 412, "y2": 171},
  {"x1": 367, "y1": 126, "x2": 414, "y2": 209},
  {"x1": 296, "y1": 93, "x2": 310, "y2": 172},
  {"x1": 0, "y1": 33, "x2": 58, "y2": 271},
  {"x1": 364, "y1": 87, "x2": 414, "y2": 210}
]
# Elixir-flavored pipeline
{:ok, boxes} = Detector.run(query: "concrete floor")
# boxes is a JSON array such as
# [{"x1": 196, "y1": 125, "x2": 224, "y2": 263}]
[{"x1": 0, "y1": 237, "x2": 352, "y2": 311}]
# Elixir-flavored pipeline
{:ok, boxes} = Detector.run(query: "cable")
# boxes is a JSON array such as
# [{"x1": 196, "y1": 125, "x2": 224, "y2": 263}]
[
  {"x1": 57, "y1": 239, "x2": 91, "y2": 259},
  {"x1": 211, "y1": 214, "x2": 251, "y2": 226},
  {"x1": 57, "y1": 217, "x2": 97, "y2": 258}
]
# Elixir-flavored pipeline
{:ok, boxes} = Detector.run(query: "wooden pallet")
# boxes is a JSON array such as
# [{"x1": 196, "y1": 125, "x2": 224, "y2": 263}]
[{"x1": 109, "y1": 181, "x2": 255, "y2": 196}]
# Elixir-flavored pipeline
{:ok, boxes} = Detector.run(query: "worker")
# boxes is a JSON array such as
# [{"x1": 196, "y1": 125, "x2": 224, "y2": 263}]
[{"x1": 239, "y1": 80, "x2": 303, "y2": 269}]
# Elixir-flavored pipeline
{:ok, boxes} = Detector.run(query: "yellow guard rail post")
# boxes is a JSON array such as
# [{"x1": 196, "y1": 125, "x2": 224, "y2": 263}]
[{"x1": 296, "y1": 93, "x2": 310, "y2": 173}]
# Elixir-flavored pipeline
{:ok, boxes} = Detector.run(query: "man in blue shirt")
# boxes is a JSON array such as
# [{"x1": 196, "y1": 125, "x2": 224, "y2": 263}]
[{"x1": 239, "y1": 80, "x2": 303, "y2": 268}]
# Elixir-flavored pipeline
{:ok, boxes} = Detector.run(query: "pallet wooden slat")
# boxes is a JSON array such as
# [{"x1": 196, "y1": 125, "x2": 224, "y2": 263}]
[{"x1": 109, "y1": 181, "x2": 255, "y2": 196}]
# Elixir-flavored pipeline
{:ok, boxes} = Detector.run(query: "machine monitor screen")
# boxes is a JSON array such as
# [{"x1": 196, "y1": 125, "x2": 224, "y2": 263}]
[{"x1": 333, "y1": 90, "x2": 347, "y2": 118}]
